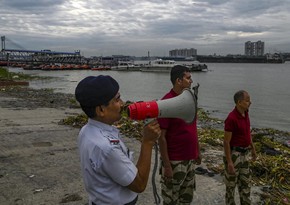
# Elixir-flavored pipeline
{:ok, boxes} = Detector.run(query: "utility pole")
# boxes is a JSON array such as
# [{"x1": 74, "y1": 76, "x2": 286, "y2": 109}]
[{"x1": 1, "y1": 36, "x2": 5, "y2": 51}]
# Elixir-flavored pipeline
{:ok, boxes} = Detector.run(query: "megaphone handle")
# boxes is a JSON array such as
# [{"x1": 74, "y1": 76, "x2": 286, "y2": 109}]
[{"x1": 144, "y1": 118, "x2": 155, "y2": 126}]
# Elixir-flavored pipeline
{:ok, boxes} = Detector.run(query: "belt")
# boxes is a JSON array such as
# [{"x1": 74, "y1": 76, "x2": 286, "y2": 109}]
[
  {"x1": 91, "y1": 196, "x2": 138, "y2": 205},
  {"x1": 231, "y1": 146, "x2": 250, "y2": 153},
  {"x1": 124, "y1": 196, "x2": 138, "y2": 205}
]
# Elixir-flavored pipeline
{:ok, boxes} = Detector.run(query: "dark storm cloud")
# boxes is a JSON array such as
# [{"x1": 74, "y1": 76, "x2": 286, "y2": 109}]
[
  {"x1": 231, "y1": 0, "x2": 286, "y2": 15},
  {"x1": 3, "y1": 0, "x2": 63, "y2": 8},
  {"x1": 2, "y1": 0, "x2": 65, "y2": 11},
  {"x1": 0, "y1": 0, "x2": 290, "y2": 56},
  {"x1": 193, "y1": 0, "x2": 230, "y2": 6},
  {"x1": 221, "y1": 25, "x2": 267, "y2": 33}
]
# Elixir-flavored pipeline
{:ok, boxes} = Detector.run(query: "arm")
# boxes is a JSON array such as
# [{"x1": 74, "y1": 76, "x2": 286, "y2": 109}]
[
  {"x1": 223, "y1": 131, "x2": 235, "y2": 175},
  {"x1": 127, "y1": 120, "x2": 160, "y2": 193},
  {"x1": 250, "y1": 138, "x2": 257, "y2": 161},
  {"x1": 195, "y1": 138, "x2": 202, "y2": 165},
  {"x1": 158, "y1": 129, "x2": 173, "y2": 179}
]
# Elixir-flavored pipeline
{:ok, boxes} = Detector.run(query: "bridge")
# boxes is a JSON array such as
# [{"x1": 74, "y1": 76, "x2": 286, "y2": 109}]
[{"x1": 0, "y1": 36, "x2": 86, "y2": 64}]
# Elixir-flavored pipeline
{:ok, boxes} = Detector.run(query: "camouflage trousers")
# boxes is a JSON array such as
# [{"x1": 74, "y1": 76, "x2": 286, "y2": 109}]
[
  {"x1": 160, "y1": 160, "x2": 196, "y2": 205},
  {"x1": 223, "y1": 150, "x2": 251, "y2": 205}
]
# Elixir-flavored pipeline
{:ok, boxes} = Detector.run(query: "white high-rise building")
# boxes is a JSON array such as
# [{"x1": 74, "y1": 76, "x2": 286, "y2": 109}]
[
  {"x1": 169, "y1": 48, "x2": 197, "y2": 57},
  {"x1": 245, "y1": 41, "x2": 264, "y2": 56}
]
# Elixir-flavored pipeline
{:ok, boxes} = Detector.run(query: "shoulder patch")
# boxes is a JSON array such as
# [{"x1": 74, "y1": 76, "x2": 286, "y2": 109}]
[{"x1": 109, "y1": 139, "x2": 120, "y2": 145}]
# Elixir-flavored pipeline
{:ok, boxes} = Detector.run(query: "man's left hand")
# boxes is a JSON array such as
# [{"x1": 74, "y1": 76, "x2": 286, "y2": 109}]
[{"x1": 196, "y1": 154, "x2": 202, "y2": 165}]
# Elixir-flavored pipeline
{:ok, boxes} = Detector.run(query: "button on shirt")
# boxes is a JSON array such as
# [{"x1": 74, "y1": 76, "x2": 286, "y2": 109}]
[
  {"x1": 224, "y1": 107, "x2": 251, "y2": 147},
  {"x1": 78, "y1": 119, "x2": 138, "y2": 204}
]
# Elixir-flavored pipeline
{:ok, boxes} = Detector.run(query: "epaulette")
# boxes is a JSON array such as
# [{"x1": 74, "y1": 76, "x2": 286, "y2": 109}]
[{"x1": 109, "y1": 139, "x2": 120, "y2": 145}]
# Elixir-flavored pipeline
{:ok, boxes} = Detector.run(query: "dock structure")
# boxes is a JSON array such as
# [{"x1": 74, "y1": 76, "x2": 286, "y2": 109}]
[
  {"x1": 0, "y1": 36, "x2": 85, "y2": 64},
  {"x1": 1, "y1": 48, "x2": 84, "y2": 64}
]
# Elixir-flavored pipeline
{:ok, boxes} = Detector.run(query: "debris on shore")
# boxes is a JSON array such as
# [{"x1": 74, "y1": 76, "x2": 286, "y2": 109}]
[
  {"x1": 1, "y1": 66, "x2": 289, "y2": 204},
  {"x1": 60, "y1": 106, "x2": 290, "y2": 204}
]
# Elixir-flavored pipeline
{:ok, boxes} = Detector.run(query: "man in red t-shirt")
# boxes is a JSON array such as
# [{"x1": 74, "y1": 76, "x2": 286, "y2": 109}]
[
  {"x1": 223, "y1": 90, "x2": 257, "y2": 205},
  {"x1": 158, "y1": 65, "x2": 201, "y2": 205}
]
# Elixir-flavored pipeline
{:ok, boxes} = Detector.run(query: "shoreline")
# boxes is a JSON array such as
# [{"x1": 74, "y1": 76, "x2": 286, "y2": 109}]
[
  {"x1": 0, "y1": 66, "x2": 289, "y2": 204},
  {"x1": 4, "y1": 65, "x2": 290, "y2": 133},
  {"x1": 0, "y1": 86, "x2": 263, "y2": 205}
]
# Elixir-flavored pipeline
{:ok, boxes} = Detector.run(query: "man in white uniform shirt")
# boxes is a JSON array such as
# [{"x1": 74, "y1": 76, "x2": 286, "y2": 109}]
[{"x1": 75, "y1": 75, "x2": 161, "y2": 205}]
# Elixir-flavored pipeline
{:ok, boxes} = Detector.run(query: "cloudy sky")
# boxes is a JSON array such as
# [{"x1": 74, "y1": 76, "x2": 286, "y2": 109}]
[{"x1": 1, "y1": 0, "x2": 290, "y2": 57}]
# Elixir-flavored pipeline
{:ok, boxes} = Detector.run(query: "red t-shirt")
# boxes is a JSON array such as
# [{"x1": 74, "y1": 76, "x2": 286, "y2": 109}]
[
  {"x1": 157, "y1": 89, "x2": 199, "y2": 160},
  {"x1": 224, "y1": 107, "x2": 251, "y2": 147}
]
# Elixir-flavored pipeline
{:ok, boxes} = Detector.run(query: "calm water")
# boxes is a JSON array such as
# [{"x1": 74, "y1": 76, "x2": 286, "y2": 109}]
[{"x1": 8, "y1": 62, "x2": 290, "y2": 132}]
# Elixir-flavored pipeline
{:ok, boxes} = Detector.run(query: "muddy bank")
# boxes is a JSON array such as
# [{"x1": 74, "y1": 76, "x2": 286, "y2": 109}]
[
  {"x1": 0, "y1": 84, "x2": 289, "y2": 205},
  {"x1": 0, "y1": 86, "x2": 76, "y2": 109}
]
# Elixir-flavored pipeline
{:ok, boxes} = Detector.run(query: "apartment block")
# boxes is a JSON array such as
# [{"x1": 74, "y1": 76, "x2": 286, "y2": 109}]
[
  {"x1": 169, "y1": 48, "x2": 197, "y2": 57},
  {"x1": 245, "y1": 41, "x2": 265, "y2": 56}
]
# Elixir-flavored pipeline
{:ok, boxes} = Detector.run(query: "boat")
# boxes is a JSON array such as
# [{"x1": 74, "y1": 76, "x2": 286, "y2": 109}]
[
  {"x1": 0, "y1": 61, "x2": 8, "y2": 66},
  {"x1": 183, "y1": 61, "x2": 208, "y2": 72},
  {"x1": 111, "y1": 61, "x2": 141, "y2": 71},
  {"x1": 140, "y1": 59, "x2": 176, "y2": 72},
  {"x1": 91, "y1": 65, "x2": 111, "y2": 71},
  {"x1": 22, "y1": 64, "x2": 42, "y2": 70},
  {"x1": 64, "y1": 64, "x2": 74, "y2": 70},
  {"x1": 41, "y1": 64, "x2": 62, "y2": 70},
  {"x1": 80, "y1": 64, "x2": 91, "y2": 70},
  {"x1": 139, "y1": 59, "x2": 208, "y2": 72}
]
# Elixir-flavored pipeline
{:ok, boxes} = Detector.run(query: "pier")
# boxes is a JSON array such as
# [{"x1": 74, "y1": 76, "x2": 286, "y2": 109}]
[{"x1": 0, "y1": 36, "x2": 85, "y2": 65}]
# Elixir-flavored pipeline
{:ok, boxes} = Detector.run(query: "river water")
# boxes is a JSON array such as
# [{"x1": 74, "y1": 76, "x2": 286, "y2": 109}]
[{"x1": 7, "y1": 61, "x2": 290, "y2": 132}]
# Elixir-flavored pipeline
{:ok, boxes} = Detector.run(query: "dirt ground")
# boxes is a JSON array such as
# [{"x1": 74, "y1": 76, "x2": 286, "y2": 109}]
[{"x1": 0, "y1": 86, "x2": 262, "y2": 205}]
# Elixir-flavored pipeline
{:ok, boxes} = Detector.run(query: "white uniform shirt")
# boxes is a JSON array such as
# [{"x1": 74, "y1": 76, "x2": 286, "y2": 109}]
[{"x1": 78, "y1": 118, "x2": 138, "y2": 204}]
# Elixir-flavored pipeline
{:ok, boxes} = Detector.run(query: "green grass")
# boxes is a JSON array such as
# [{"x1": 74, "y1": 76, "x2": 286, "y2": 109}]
[{"x1": 0, "y1": 67, "x2": 52, "y2": 81}]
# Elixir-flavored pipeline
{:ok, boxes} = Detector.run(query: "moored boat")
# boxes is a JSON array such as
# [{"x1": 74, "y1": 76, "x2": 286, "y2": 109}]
[
  {"x1": 80, "y1": 64, "x2": 91, "y2": 70},
  {"x1": 139, "y1": 59, "x2": 176, "y2": 72},
  {"x1": 22, "y1": 64, "x2": 42, "y2": 70},
  {"x1": 91, "y1": 65, "x2": 111, "y2": 70},
  {"x1": 184, "y1": 61, "x2": 208, "y2": 72},
  {"x1": 0, "y1": 61, "x2": 8, "y2": 66},
  {"x1": 111, "y1": 61, "x2": 141, "y2": 71}
]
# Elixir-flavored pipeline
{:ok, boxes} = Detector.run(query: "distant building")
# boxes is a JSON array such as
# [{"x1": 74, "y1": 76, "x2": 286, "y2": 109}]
[
  {"x1": 245, "y1": 41, "x2": 265, "y2": 56},
  {"x1": 169, "y1": 48, "x2": 197, "y2": 57}
]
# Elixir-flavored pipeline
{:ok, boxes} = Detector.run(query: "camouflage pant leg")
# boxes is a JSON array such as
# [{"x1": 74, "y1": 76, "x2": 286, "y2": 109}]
[
  {"x1": 237, "y1": 154, "x2": 251, "y2": 205},
  {"x1": 223, "y1": 151, "x2": 251, "y2": 205},
  {"x1": 160, "y1": 160, "x2": 196, "y2": 205}
]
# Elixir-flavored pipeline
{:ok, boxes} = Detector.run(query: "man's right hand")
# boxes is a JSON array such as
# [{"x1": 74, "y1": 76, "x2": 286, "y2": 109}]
[
  {"x1": 227, "y1": 162, "x2": 235, "y2": 175},
  {"x1": 142, "y1": 119, "x2": 161, "y2": 144},
  {"x1": 163, "y1": 166, "x2": 173, "y2": 180}
]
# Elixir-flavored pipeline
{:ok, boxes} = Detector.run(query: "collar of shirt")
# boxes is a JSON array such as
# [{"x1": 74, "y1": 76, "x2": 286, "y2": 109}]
[
  {"x1": 88, "y1": 118, "x2": 119, "y2": 134},
  {"x1": 169, "y1": 89, "x2": 178, "y2": 97},
  {"x1": 234, "y1": 106, "x2": 248, "y2": 119}
]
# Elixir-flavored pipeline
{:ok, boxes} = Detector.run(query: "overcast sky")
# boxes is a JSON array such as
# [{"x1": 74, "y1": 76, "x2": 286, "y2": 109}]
[{"x1": 1, "y1": 0, "x2": 290, "y2": 57}]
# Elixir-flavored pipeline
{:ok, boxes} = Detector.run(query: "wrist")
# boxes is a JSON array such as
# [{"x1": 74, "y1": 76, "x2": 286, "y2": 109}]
[
  {"x1": 163, "y1": 162, "x2": 171, "y2": 168},
  {"x1": 141, "y1": 139, "x2": 156, "y2": 147},
  {"x1": 227, "y1": 160, "x2": 233, "y2": 165}
]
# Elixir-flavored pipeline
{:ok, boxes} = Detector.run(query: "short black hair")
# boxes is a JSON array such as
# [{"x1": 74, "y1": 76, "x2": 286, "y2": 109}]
[
  {"x1": 80, "y1": 101, "x2": 110, "y2": 118},
  {"x1": 170, "y1": 65, "x2": 190, "y2": 85},
  {"x1": 234, "y1": 90, "x2": 246, "y2": 104},
  {"x1": 80, "y1": 105, "x2": 97, "y2": 118}
]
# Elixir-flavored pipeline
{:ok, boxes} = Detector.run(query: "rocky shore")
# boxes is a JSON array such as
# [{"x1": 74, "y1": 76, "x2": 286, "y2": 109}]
[
  {"x1": 0, "y1": 68, "x2": 289, "y2": 205},
  {"x1": 0, "y1": 86, "x2": 261, "y2": 205}
]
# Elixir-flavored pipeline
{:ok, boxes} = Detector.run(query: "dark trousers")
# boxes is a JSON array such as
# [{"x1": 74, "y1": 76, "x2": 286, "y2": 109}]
[{"x1": 92, "y1": 196, "x2": 138, "y2": 205}]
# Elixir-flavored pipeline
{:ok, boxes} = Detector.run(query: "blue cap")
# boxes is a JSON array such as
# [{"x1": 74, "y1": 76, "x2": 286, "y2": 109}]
[{"x1": 75, "y1": 75, "x2": 119, "y2": 107}]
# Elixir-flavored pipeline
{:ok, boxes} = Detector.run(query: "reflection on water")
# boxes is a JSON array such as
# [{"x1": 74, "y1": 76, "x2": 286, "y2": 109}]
[{"x1": 8, "y1": 62, "x2": 290, "y2": 132}]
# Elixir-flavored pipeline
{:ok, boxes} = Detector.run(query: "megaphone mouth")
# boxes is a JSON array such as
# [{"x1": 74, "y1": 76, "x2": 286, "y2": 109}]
[{"x1": 126, "y1": 88, "x2": 197, "y2": 123}]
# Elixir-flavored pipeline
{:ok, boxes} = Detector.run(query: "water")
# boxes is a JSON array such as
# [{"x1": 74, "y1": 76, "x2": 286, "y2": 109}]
[{"x1": 7, "y1": 62, "x2": 290, "y2": 132}]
